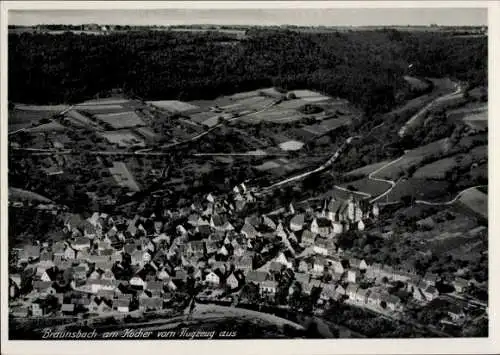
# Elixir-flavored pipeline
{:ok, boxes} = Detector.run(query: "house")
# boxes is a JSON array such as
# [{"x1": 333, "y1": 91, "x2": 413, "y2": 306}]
[
  {"x1": 262, "y1": 215, "x2": 277, "y2": 231},
  {"x1": 447, "y1": 304, "x2": 466, "y2": 323},
  {"x1": 71, "y1": 237, "x2": 91, "y2": 251},
  {"x1": 355, "y1": 288, "x2": 369, "y2": 305},
  {"x1": 367, "y1": 290, "x2": 382, "y2": 307},
  {"x1": 22, "y1": 244, "x2": 41, "y2": 262},
  {"x1": 422, "y1": 285, "x2": 439, "y2": 301},
  {"x1": 139, "y1": 297, "x2": 163, "y2": 311},
  {"x1": 131, "y1": 250, "x2": 151, "y2": 266},
  {"x1": 367, "y1": 262, "x2": 383, "y2": 278},
  {"x1": 273, "y1": 252, "x2": 292, "y2": 268},
  {"x1": 246, "y1": 270, "x2": 269, "y2": 284},
  {"x1": 130, "y1": 276, "x2": 146, "y2": 289},
  {"x1": 235, "y1": 255, "x2": 253, "y2": 274},
  {"x1": 312, "y1": 256, "x2": 327, "y2": 274},
  {"x1": 310, "y1": 218, "x2": 331, "y2": 237},
  {"x1": 205, "y1": 271, "x2": 221, "y2": 286},
  {"x1": 114, "y1": 298, "x2": 131, "y2": 313},
  {"x1": 346, "y1": 283, "x2": 359, "y2": 301},
  {"x1": 335, "y1": 284, "x2": 346, "y2": 297},
  {"x1": 289, "y1": 214, "x2": 305, "y2": 232},
  {"x1": 241, "y1": 222, "x2": 259, "y2": 239},
  {"x1": 298, "y1": 260, "x2": 309, "y2": 273},
  {"x1": 31, "y1": 302, "x2": 45, "y2": 317},
  {"x1": 190, "y1": 240, "x2": 206, "y2": 258},
  {"x1": 301, "y1": 230, "x2": 316, "y2": 246},
  {"x1": 328, "y1": 257, "x2": 345, "y2": 275},
  {"x1": 217, "y1": 245, "x2": 229, "y2": 257},
  {"x1": 423, "y1": 272, "x2": 439, "y2": 287},
  {"x1": 101, "y1": 270, "x2": 115, "y2": 281},
  {"x1": 226, "y1": 272, "x2": 241, "y2": 290},
  {"x1": 384, "y1": 295, "x2": 402, "y2": 312},
  {"x1": 72, "y1": 266, "x2": 87, "y2": 281},
  {"x1": 452, "y1": 277, "x2": 469, "y2": 293},
  {"x1": 347, "y1": 269, "x2": 359, "y2": 284},
  {"x1": 259, "y1": 281, "x2": 278, "y2": 297},
  {"x1": 313, "y1": 238, "x2": 328, "y2": 256},
  {"x1": 320, "y1": 283, "x2": 337, "y2": 300},
  {"x1": 302, "y1": 279, "x2": 321, "y2": 295},
  {"x1": 61, "y1": 303, "x2": 75, "y2": 315}
]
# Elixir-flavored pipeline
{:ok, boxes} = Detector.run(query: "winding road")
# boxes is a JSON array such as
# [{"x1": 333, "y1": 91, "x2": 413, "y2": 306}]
[
  {"x1": 415, "y1": 185, "x2": 487, "y2": 206},
  {"x1": 398, "y1": 83, "x2": 462, "y2": 137}
]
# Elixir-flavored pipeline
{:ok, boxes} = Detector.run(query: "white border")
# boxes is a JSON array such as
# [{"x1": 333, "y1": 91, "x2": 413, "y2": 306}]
[{"x1": 1, "y1": 2, "x2": 498, "y2": 355}]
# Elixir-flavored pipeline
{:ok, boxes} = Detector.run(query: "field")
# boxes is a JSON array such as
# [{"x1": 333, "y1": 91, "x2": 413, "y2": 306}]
[
  {"x1": 189, "y1": 111, "x2": 220, "y2": 125},
  {"x1": 243, "y1": 107, "x2": 303, "y2": 124},
  {"x1": 403, "y1": 76, "x2": 431, "y2": 91},
  {"x1": 385, "y1": 178, "x2": 451, "y2": 202},
  {"x1": 279, "y1": 140, "x2": 305, "y2": 151},
  {"x1": 377, "y1": 139, "x2": 450, "y2": 180},
  {"x1": 344, "y1": 161, "x2": 390, "y2": 177},
  {"x1": 147, "y1": 100, "x2": 199, "y2": 113},
  {"x1": 340, "y1": 178, "x2": 390, "y2": 197},
  {"x1": 75, "y1": 104, "x2": 129, "y2": 113},
  {"x1": 95, "y1": 111, "x2": 146, "y2": 129},
  {"x1": 109, "y1": 162, "x2": 141, "y2": 191},
  {"x1": 134, "y1": 127, "x2": 159, "y2": 141},
  {"x1": 275, "y1": 99, "x2": 309, "y2": 110},
  {"x1": 458, "y1": 188, "x2": 487, "y2": 219},
  {"x1": 65, "y1": 110, "x2": 97, "y2": 128},
  {"x1": 80, "y1": 98, "x2": 130, "y2": 105},
  {"x1": 298, "y1": 117, "x2": 352, "y2": 137},
  {"x1": 413, "y1": 145, "x2": 487, "y2": 180},
  {"x1": 101, "y1": 131, "x2": 145, "y2": 148},
  {"x1": 289, "y1": 89, "x2": 331, "y2": 102},
  {"x1": 9, "y1": 187, "x2": 53, "y2": 203},
  {"x1": 8, "y1": 108, "x2": 61, "y2": 131},
  {"x1": 25, "y1": 121, "x2": 66, "y2": 133}
]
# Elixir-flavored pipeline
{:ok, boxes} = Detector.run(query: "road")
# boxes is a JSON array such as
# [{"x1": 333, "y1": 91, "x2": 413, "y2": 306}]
[
  {"x1": 415, "y1": 185, "x2": 487, "y2": 206},
  {"x1": 258, "y1": 136, "x2": 361, "y2": 193},
  {"x1": 398, "y1": 83, "x2": 462, "y2": 137}
]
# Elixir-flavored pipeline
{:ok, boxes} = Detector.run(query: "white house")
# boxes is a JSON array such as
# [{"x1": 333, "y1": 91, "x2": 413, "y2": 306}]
[{"x1": 205, "y1": 271, "x2": 220, "y2": 286}]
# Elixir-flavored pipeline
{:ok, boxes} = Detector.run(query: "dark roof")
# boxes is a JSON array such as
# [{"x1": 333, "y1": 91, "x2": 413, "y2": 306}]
[
  {"x1": 241, "y1": 222, "x2": 258, "y2": 238},
  {"x1": 315, "y1": 218, "x2": 332, "y2": 228},
  {"x1": 246, "y1": 271, "x2": 268, "y2": 283},
  {"x1": 290, "y1": 214, "x2": 305, "y2": 226}
]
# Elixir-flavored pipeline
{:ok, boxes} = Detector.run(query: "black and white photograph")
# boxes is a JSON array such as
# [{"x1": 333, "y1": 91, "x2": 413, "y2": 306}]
[{"x1": 1, "y1": 1, "x2": 496, "y2": 353}]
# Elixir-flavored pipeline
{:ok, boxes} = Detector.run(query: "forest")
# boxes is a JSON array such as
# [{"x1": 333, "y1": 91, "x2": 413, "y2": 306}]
[{"x1": 9, "y1": 28, "x2": 487, "y2": 116}]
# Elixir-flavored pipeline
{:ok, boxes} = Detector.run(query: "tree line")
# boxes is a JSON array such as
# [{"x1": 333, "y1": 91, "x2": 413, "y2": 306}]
[{"x1": 9, "y1": 29, "x2": 486, "y2": 116}]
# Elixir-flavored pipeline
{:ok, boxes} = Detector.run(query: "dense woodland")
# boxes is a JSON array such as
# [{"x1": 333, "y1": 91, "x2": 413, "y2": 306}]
[{"x1": 9, "y1": 29, "x2": 487, "y2": 116}]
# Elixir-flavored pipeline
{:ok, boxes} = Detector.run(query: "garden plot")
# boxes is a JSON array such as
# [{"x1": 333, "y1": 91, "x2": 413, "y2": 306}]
[
  {"x1": 413, "y1": 145, "x2": 487, "y2": 180},
  {"x1": 345, "y1": 160, "x2": 390, "y2": 178},
  {"x1": 340, "y1": 178, "x2": 390, "y2": 197},
  {"x1": 458, "y1": 187, "x2": 487, "y2": 219},
  {"x1": 101, "y1": 131, "x2": 145, "y2": 148},
  {"x1": 189, "y1": 111, "x2": 219, "y2": 124},
  {"x1": 109, "y1": 162, "x2": 141, "y2": 192},
  {"x1": 275, "y1": 99, "x2": 308, "y2": 110},
  {"x1": 385, "y1": 178, "x2": 451, "y2": 202},
  {"x1": 279, "y1": 140, "x2": 305, "y2": 151},
  {"x1": 9, "y1": 108, "x2": 62, "y2": 131},
  {"x1": 289, "y1": 89, "x2": 331, "y2": 102},
  {"x1": 95, "y1": 111, "x2": 146, "y2": 129},
  {"x1": 147, "y1": 100, "x2": 199, "y2": 113},
  {"x1": 26, "y1": 121, "x2": 66, "y2": 133},
  {"x1": 75, "y1": 104, "x2": 127, "y2": 113},
  {"x1": 243, "y1": 107, "x2": 303, "y2": 124},
  {"x1": 80, "y1": 98, "x2": 130, "y2": 105},
  {"x1": 376, "y1": 139, "x2": 450, "y2": 180}
]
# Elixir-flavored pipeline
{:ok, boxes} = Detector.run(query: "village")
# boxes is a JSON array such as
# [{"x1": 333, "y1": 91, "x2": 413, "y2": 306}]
[{"x1": 8, "y1": 174, "x2": 483, "y2": 337}]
